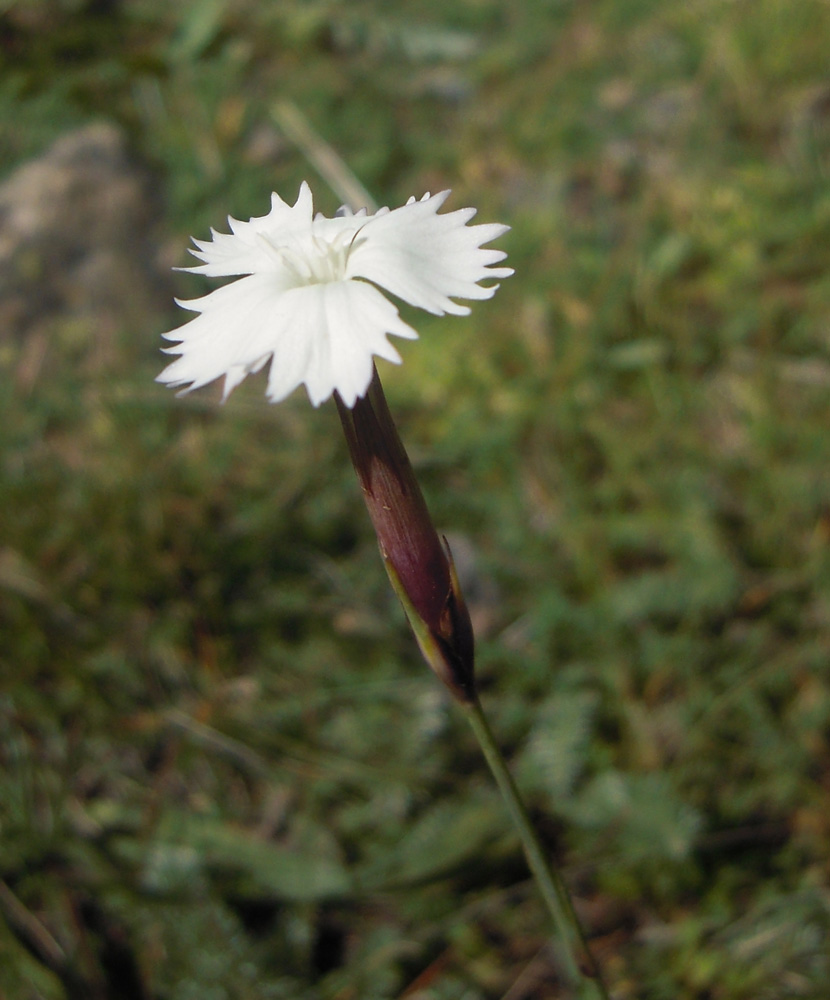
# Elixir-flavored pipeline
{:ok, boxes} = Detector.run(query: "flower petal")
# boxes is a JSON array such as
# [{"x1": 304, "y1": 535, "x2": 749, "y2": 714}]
[
  {"x1": 180, "y1": 183, "x2": 316, "y2": 277},
  {"x1": 266, "y1": 281, "x2": 417, "y2": 407},
  {"x1": 157, "y1": 273, "x2": 417, "y2": 406},
  {"x1": 346, "y1": 191, "x2": 513, "y2": 316},
  {"x1": 157, "y1": 273, "x2": 296, "y2": 394}
]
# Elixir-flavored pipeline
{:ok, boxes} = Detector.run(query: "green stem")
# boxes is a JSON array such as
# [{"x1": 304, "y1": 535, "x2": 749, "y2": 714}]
[{"x1": 461, "y1": 697, "x2": 609, "y2": 999}]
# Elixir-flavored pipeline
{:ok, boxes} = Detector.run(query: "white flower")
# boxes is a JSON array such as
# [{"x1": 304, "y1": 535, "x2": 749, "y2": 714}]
[{"x1": 157, "y1": 183, "x2": 512, "y2": 407}]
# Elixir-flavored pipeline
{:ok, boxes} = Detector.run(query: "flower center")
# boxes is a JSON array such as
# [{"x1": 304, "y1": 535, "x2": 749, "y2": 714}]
[{"x1": 260, "y1": 230, "x2": 362, "y2": 287}]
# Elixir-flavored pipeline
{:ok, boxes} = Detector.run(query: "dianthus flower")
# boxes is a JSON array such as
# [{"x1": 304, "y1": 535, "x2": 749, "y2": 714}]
[
  {"x1": 158, "y1": 182, "x2": 511, "y2": 701},
  {"x1": 155, "y1": 187, "x2": 607, "y2": 986},
  {"x1": 157, "y1": 182, "x2": 512, "y2": 407}
]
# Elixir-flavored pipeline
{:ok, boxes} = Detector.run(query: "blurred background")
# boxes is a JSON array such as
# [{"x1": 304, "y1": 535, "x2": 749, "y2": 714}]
[{"x1": 2, "y1": 1, "x2": 830, "y2": 997}]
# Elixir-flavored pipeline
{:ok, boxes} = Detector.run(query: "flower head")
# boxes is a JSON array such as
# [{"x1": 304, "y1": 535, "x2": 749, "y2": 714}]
[{"x1": 158, "y1": 183, "x2": 512, "y2": 407}]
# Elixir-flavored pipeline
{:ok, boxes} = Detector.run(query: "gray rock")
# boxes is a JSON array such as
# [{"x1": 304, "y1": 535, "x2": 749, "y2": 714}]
[{"x1": 0, "y1": 122, "x2": 172, "y2": 382}]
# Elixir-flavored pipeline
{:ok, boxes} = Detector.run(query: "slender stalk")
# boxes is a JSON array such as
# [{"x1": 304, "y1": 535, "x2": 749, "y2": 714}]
[
  {"x1": 337, "y1": 367, "x2": 607, "y2": 994},
  {"x1": 461, "y1": 697, "x2": 609, "y2": 999}
]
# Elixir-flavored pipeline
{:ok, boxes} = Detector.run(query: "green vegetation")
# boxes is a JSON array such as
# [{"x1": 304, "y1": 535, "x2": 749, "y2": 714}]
[{"x1": 3, "y1": 1, "x2": 830, "y2": 996}]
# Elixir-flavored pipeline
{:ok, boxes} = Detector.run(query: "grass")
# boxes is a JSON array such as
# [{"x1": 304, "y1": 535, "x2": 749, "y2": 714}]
[{"x1": 2, "y1": 0, "x2": 830, "y2": 997}]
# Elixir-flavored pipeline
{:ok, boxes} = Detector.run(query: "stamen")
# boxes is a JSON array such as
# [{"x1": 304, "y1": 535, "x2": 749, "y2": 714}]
[{"x1": 255, "y1": 231, "x2": 359, "y2": 286}]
